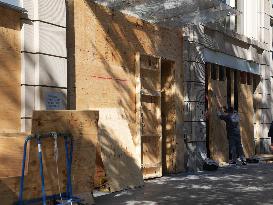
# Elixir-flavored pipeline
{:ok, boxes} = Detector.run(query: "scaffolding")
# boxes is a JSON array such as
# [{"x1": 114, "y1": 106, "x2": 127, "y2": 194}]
[{"x1": 93, "y1": 0, "x2": 240, "y2": 27}]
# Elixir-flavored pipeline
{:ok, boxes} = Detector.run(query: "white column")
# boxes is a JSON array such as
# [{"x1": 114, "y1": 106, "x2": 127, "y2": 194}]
[{"x1": 20, "y1": 0, "x2": 67, "y2": 132}]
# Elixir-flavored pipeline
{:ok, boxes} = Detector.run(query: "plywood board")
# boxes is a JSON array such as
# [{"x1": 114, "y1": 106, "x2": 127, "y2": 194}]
[
  {"x1": 0, "y1": 6, "x2": 21, "y2": 133},
  {"x1": 68, "y1": 0, "x2": 184, "y2": 173},
  {"x1": 141, "y1": 95, "x2": 161, "y2": 136},
  {"x1": 161, "y1": 60, "x2": 176, "y2": 173},
  {"x1": 98, "y1": 108, "x2": 144, "y2": 192},
  {"x1": 0, "y1": 133, "x2": 29, "y2": 178},
  {"x1": 136, "y1": 53, "x2": 162, "y2": 178},
  {"x1": 239, "y1": 83, "x2": 255, "y2": 157},
  {"x1": 0, "y1": 113, "x2": 98, "y2": 205},
  {"x1": 31, "y1": 110, "x2": 98, "y2": 198},
  {"x1": 208, "y1": 65, "x2": 229, "y2": 163}
]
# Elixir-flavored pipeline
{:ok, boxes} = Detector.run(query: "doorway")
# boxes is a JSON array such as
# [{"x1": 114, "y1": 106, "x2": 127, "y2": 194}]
[{"x1": 161, "y1": 59, "x2": 175, "y2": 174}]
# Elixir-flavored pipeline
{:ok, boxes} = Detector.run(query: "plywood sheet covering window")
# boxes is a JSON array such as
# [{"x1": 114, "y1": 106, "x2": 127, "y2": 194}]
[
  {"x1": 68, "y1": 0, "x2": 184, "y2": 173},
  {"x1": 238, "y1": 79, "x2": 255, "y2": 158},
  {"x1": 208, "y1": 64, "x2": 229, "y2": 163},
  {"x1": 0, "y1": 7, "x2": 21, "y2": 132},
  {"x1": 136, "y1": 53, "x2": 162, "y2": 179}
]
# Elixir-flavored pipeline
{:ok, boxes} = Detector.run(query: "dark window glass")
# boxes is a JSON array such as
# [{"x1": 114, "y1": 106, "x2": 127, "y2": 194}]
[
  {"x1": 211, "y1": 64, "x2": 217, "y2": 80},
  {"x1": 219, "y1": 66, "x2": 225, "y2": 81}
]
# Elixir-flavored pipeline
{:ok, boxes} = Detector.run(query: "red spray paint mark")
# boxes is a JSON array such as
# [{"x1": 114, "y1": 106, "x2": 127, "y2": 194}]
[{"x1": 90, "y1": 75, "x2": 128, "y2": 84}]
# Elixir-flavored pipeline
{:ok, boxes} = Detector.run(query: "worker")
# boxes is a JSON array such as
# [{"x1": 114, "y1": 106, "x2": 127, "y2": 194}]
[
  {"x1": 217, "y1": 106, "x2": 247, "y2": 165},
  {"x1": 268, "y1": 121, "x2": 273, "y2": 144}
]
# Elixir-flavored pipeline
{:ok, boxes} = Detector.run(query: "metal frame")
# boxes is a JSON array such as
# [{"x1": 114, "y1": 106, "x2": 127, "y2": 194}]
[{"x1": 18, "y1": 132, "x2": 82, "y2": 205}]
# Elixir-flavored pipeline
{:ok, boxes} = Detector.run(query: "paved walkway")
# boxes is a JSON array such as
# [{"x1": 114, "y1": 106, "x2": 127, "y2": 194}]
[{"x1": 94, "y1": 163, "x2": 273, "y2": 205}]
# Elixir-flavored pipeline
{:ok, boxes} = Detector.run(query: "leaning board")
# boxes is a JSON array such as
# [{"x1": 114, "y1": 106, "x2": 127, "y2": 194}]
[
  {"x1": 99, "y1": 108, "x2": 144, "y2": 192},
  {"x1": 98, "y1": 108, "x2": 144, "y2": 192},
  {"x1": 208, "y1": 65, "x2": 229, "y2": 163},
  {"x1": 31, "y1": 110, "x2": 98, "y2": 201},
  {"x1": 0, "y1": 111, "x2": 98, "y2": 204}
]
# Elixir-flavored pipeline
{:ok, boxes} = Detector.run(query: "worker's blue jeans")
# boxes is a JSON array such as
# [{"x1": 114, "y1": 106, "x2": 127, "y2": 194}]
[{"x1": 229, "y1": 135, "x2": 245, "y2": 162}]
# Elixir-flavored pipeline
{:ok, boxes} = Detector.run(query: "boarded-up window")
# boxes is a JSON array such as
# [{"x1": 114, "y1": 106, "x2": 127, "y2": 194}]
[
  {"x1": 219, "y1": 66, "x2": 225, "y2": 81},
  {"x1": 211, "y1": 64, "x2": 217, "y2": 80},
  {"x1": 240, "y1": 72, "x2": 246, "y2": 84},
  {"x1": 247, "y1": 73, "x2": 252, "y2": 85}
]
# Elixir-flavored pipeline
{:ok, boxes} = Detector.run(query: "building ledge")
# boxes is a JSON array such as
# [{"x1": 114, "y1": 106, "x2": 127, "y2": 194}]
[{"x1": 0, "y1": 1, "x2": 26, "y2": 13}]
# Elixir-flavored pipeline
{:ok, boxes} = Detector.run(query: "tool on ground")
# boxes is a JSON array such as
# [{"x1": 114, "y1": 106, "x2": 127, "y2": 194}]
[{"x1": 18, "y1": 132, "x2": 83, "y2": 205}]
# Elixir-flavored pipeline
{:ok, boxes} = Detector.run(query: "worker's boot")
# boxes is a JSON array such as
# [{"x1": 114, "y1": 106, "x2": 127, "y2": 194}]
[
  {"x1": 241, "y1": 160, "x2": 247, "y2": 165},
  {"x1": 229, "y1": 161, "x2": 236, "y2": 165}
]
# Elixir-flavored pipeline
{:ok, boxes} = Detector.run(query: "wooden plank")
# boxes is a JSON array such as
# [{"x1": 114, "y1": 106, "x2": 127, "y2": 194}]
[
  {"x1": 98, "y1": 108, "x2": 144, "y2": 192},
  {"x1": 135, "y1": 52, "x2": 142, "y2": 171},
  {"x1": 161, "y1": 59, "x2": 176, "y2": 173},
  {"x1": 141, "y1": 54, "x2": 162, "y2": 178},
  {"x1": 136, "y1": 54, "x2": 162, "y2": 179},
  {"x1": 141, "y1": 95, "x2": 161, "y2": 136},
  {"x1": 141, "y1": 70, "x2": 160, "y2": 92},
  {"x1": 208, "y1": 65, "x2": 229, "y2": 163},
  {"x1": 0, "y1": 6, "x2": 21, "y2": 133},
  {"x1": 0, "y1": 133, "x2": 30, "y2": 178},
  {"x1": 239, "y1": 81, "x2": 255, "y2": 158}
]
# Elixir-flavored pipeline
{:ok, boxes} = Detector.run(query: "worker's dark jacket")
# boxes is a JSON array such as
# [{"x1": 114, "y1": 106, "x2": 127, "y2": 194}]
[
  {"x1": 218, "y1": 112, "x2": 240, "y2": 139},
  {"x1": 268, "y1": 122, "x2": 273, "y2": 138}
]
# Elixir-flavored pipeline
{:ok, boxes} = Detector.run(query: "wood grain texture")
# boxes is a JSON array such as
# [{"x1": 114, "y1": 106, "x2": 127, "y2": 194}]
[
  {"x1": 239, "y1": 83, "x2": 255, "y2": 158},
  {"x1": 68, "y1": 0, "x2": 184, "y2": 173},
  {"x1": 0, "y1": 111, "x2": 98, "y2": 204},
  {"x1": 0, "y1": 6, "x2": 21, "y2": 133},
  {"x1": 98, "y1": 108, "x2": 144, "y2": 192},
  {"x1": 161, "y1": 60, "x2": 176, "y2": 173},
  {"x1": 208, "y1": 65, "x2": 229, "y2": 163},
  {"x1": 136, "y1": 54, "x2": 162, "y2": 179},
  {"x1": 0, "y1": 133, "x2": 30, "y2": 178},
  {"x1": 31, "y1": 110, "x2": 98, "y2": 198}
]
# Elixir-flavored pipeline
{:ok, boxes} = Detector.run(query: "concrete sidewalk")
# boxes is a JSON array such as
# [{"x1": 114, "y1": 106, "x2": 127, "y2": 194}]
[{"x1": 94, "y1": 163, "x2": 273, "y2": 205}]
